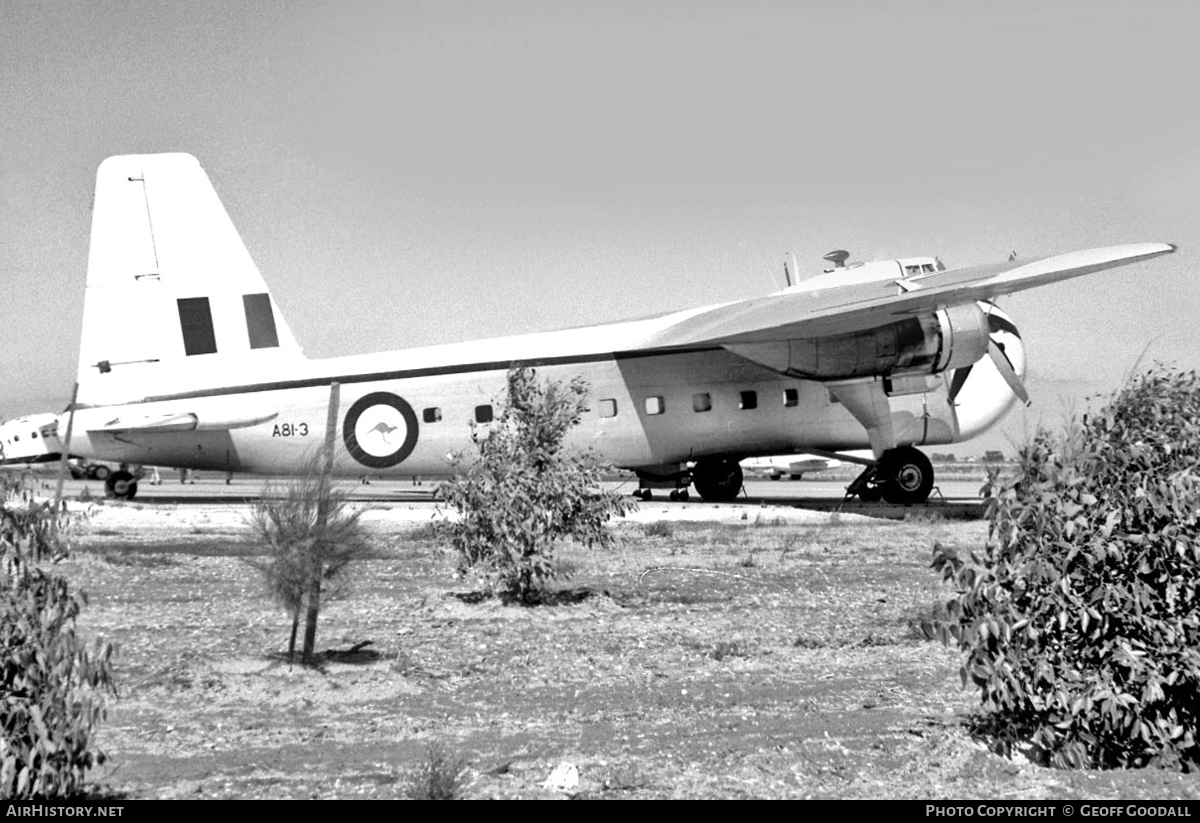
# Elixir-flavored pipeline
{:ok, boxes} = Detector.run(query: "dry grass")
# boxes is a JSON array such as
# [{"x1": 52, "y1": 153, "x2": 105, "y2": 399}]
[{"x1": 48, "y1": 508, "x2": 1200, "y2": 799}]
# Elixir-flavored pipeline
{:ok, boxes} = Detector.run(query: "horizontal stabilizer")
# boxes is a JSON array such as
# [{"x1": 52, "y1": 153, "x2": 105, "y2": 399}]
[{"x1": 89, "y1": 410, "x2": 278, "y2": 434}]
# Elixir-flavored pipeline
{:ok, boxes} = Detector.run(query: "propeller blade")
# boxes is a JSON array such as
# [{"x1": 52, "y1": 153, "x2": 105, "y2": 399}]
[
  {"x1": 948, "y1": 365, "x2": 972, "y2": 404},
  {"x1": 987, "y1": 312, "x2": 1021, "y2": 337},
  {"x1": 987, "y1": 340, "x2": 1030, "y2": 406}
]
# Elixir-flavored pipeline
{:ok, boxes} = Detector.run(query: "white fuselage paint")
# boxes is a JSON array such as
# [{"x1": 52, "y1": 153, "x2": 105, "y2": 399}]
[{"x1": 63, "y1": 315, "x2": 1020, "y2": 477}]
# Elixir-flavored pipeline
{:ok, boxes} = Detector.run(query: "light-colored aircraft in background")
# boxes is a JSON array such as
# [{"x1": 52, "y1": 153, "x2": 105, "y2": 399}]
[
  {"x1": 741, "y1": 453, "x2": 851, "y2": 482},
  {"x1": 42, "y1": 154, "x2": 1174, "y2": 502},
  {"x1": 0, "y1": 413, "x2": 62, "y2": 466}
]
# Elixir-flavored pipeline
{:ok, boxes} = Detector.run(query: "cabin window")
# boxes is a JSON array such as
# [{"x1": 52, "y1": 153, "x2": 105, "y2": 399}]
[
  {"x1": 783, "y1": 388, "x2": 799, "y2": 407},
  {"x1": 31, "y1": 432, "x2": 38, "y2": 439},
  {"x1": 423, "y1": 407, "x2": 442, "y2": 423},
  {"x1": 475, "y1": 404, "x2": 493, "y2": 423},
  {"x1": 645, "y1": 396, "x2": 665, "y2": 415},
  {"x1": 692, "y1": 392, "x2": 712, "y2": 413},
  {"x1": 599, "y1": 399, "x2": 618, "y2": 418},
  {"x1": 739, "y1": 390, "x2": 758, "y2": 410},
  {"x1": 243, "y1": 293, "x2": 280, "y2": 349},
  {"x1": 177, "y1": 297, "x2": 218, "y2": 356}
]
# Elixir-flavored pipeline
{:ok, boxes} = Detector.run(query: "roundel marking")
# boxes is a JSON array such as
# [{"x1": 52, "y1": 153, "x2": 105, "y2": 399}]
[{"x1": 342, "y1": 392, "x2": 419, "y2": 469}]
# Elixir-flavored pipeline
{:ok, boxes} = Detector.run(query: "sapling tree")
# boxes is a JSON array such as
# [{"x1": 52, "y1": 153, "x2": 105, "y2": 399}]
[
  {"x1": 440, "y1": 367, "x2": 633, "y2": 603},
  {"x1": 247, "y1": 452, "x2": 372, "y2": 664}
]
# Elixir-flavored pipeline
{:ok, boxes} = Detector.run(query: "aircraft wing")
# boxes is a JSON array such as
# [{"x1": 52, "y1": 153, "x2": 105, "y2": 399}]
[{"x1": 644, "y1": 243, "x2": 1175, "y2": 346}]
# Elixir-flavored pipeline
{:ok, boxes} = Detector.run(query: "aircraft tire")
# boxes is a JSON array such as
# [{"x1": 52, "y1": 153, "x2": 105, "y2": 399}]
[
  {"x1": 91, "y1": 465, "x2": 111, "y2": 481},
  {"x1": 692, "y1": 458, "x2": 743, "y2": 502},
  {"x1": 879, "y1": 447, "x2": 934, "y2": 505},
  {"x1": 105, "y1": 471, "x2": 138, "y2": 501}
]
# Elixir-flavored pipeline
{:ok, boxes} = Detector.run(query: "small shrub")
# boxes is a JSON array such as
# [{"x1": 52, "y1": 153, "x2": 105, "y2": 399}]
[
  {"x1": 441, "y1": 368, "x2": 634, "y2": 604},
  {"x1": 792, "y1": 635, "x2": 827, "y2": 649},
  {"x1": 642, "y1": 520, "x2": 673, "y2": 539},
  {"x1": 710, "y1": 640, "x2": 749, "y2": 661},
  {"x1": 778, "y1": 532, "x2": 800, "y2": 560},
  {"x1": 602, "y1": 762, "x2": 648, "y2": 792},
  {"x1": 402, "y1": 740, "x2": 470, "y2": 800},
  {"x1": 936, "y1": 366, "x2": 1200, "y2": 769},
  {"x1": 0, "y1": 569, "x2": 116, "y2": 798},
  {"x1": 903, "y1": 596, "x2": 952, "y2": 642}
]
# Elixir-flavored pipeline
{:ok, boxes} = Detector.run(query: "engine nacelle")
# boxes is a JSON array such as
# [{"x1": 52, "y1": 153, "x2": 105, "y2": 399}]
[{"x1": 726, "y1": 302, "x2": 991, "y2": 380}]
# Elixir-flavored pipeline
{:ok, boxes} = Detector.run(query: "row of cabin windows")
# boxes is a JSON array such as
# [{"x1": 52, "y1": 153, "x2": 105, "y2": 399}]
[
  {"x1": 421, "y1": 406, "x2": 491, "y2": 424},
  {"x1": 645, "y1": 387, "x2": 798, "y2": 416},
  {"x1": 416, "y1": 388, "x2": 801, "y2": 427}
]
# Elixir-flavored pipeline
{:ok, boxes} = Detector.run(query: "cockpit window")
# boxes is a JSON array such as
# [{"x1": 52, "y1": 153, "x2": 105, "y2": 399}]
[{"x1": 905, "y1": 265, "x2": 921, "y2": 276}]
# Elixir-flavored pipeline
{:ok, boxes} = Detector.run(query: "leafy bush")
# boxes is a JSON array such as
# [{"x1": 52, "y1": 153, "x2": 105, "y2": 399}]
[
  {"x1": 1, "y1": 569, "x2": 116, "y2": 797},
  {"x1": 1, "y1": 500, "x2": 72, "y2": 566},
  {"x1": 246, "y1": 455, "x2": 372, "y2": 664},
  {"x1": 441, "y1": 368, "x2": 634, "y2": 603},
  {"x1": 935, "y1": 366, "x2": 1200, "y2": 769}
]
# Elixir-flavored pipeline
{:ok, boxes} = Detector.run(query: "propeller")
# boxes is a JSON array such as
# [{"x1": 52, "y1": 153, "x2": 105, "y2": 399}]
[
  {"x1": 987, "y1": 339, "x2": 1030, "y2": 406},
  {"x1": 948, "y1": 309, "x2": 1030, "y2": 406}
]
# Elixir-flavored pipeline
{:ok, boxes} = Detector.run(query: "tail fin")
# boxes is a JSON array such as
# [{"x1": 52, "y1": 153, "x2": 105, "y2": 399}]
[{"x1": 76, "y1": 153, "x2": 305, "y2": 406}]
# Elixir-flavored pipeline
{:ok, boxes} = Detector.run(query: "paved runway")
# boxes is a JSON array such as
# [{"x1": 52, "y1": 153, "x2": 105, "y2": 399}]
[{"x1": 19, "y1": 471, "x2": 991, "y2": 520}]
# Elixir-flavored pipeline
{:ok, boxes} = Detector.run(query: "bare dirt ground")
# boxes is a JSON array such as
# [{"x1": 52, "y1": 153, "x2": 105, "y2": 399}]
[{"x1": 43, "y1": 497, "x2": 1200, "y2": 799}]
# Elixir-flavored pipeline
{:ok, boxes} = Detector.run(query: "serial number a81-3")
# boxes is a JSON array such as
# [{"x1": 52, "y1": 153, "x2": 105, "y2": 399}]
[{"x1": 272, "y1": 422, "x2": 309, "y2": 437}]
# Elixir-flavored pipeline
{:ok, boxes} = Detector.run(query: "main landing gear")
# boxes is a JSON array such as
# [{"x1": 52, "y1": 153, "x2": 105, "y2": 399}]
[
  {"x1": 104, "y1": 470, "x2": 139, "y2": 501},
  {"x1": 631, "y1": 457, "x2": 744, "y2": 503},
  {"x1": 847, "y1": 446, "x2": 934, "y2": 505},
  {"x1": 691, "y1": 457, "x2": 743, "y2": 503}
]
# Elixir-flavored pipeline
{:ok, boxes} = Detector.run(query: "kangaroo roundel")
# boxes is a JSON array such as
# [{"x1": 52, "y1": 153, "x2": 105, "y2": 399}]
[{"x1": 343, "y1": 392, "x2": 419, "y2": 469}]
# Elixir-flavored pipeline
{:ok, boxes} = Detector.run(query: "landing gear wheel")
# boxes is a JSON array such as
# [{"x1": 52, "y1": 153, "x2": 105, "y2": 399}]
[
  {"x1": 91, "y1": 465, "x2": 111, "y2": 481},
  {"x1": 104, "y1": 471, "x2": 138, "y2": 501},
  {"x1": 633, "y1": 489, "x2": 653, "y2": 502},
  {"x1": 879, "y1": 447, "x2": 934, "y2": 505},
  {"x1": 692, "y1": 458, "x2": 744, "y2": 503},
  {"x1": 668, "y1": 489, "x2": 691, "y2": 502}
]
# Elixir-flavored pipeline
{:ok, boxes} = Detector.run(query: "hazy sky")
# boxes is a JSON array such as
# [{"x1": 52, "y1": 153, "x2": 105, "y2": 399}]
[{"x1": 2, "y1": 0, "x2": 1197, "y2": 455}]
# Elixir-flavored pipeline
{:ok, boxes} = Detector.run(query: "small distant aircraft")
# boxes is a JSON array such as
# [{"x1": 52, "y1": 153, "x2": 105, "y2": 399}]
[
  {"x1": 741, "y1": 453, "x2": 847, "y2": 481},
  {"x1": 44, "y1": 154, "x2": 1175, "y2": 502},
  {"x1": 0, "y1": 413, "x2": 62, "y2": 466}
]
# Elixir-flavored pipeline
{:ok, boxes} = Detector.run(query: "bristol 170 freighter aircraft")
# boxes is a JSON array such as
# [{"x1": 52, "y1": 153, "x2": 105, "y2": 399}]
[{"x1": 38, "y1": 153, "x2": 1173, "y2": 503}]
